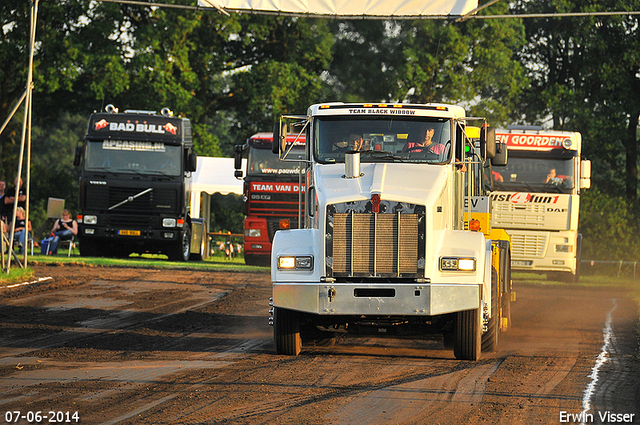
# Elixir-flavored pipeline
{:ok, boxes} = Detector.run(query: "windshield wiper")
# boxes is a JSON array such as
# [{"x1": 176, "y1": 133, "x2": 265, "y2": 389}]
[
  {"x1": 108, "y1": 188, "x2": 153, "y2": 211},
  {"x1": 542, "y1": 183, "x2": 565, "y2": 193},
  {"x1": 360, "y1": 150, "x2": 409, "y2": 162}
]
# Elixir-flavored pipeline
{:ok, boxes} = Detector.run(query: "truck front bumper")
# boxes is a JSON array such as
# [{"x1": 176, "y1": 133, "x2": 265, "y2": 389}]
[{"x1": 273, "y1": 282, "x2": 481, "y2": 316}]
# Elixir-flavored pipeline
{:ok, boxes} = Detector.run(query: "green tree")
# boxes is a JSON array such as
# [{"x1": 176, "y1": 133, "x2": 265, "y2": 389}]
[
  {"x1": 579, "y1": 188, "x2": 640, "y2": 260},
  {"x1": 103, "y1": 7, "x2": 333, "y2": 156},
  {"x1": 513, "y1": 0, "x2": 640, "y2": 201},
  {"x1": 322, "y1": 2, "x2": 527, "y2": 126}
]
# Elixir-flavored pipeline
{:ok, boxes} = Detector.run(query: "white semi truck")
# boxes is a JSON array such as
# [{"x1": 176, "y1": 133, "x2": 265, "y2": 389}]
[
  {"x1": 491, "y1": 128, "x2": 591, "y2": 282},
  {"x1": 268, "y1": 103, "x2": 512, "y2": 360}
]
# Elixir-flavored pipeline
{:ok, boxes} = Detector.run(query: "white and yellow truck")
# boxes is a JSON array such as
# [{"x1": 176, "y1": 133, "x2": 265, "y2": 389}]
[
  {"x1": 491, "y1": 128, "x2": 591, "y2": 282},
  {"x1": 268, "y1": 103, "x2": 512, "y2": 360}
]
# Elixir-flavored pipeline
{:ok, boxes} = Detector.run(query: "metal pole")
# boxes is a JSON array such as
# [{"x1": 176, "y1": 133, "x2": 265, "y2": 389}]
[
  {"x1": 0, "y1": 90, "x2": 27, "y2": 137},
  {"x1": 7, "y1": 0, "x2": 38, "y2": 272}
]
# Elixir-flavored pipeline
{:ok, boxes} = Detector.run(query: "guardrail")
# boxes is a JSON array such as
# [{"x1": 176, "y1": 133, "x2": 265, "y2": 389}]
[{"x1": 581, "y1": 260, "x2": 640, "y2": 278}]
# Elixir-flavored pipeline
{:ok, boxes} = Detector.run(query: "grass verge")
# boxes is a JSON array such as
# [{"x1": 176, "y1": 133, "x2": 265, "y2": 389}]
[
  {"x1": 1, "y1": 252, "x2": 268, "y2": 286},
  {"x1": 0, "y1": 267, "x2": 35, "y2": 286}
]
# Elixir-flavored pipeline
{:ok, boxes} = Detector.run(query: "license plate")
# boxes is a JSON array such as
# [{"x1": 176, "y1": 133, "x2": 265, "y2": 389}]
[
  {"x1": 119, "y1": 229, "x2": 141, "y2": 236},
  {"x1": 511, "y1": 260, "x2": 532, "y2": 267}
]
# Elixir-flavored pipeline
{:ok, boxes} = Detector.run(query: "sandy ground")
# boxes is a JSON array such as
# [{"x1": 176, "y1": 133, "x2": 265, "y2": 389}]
[{"x1": 0, "y1": 263, "x2": 637, "y2": 424}]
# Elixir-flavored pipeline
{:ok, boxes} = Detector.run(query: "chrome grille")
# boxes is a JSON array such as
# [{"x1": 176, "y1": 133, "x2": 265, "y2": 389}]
[
  {"x1": 328, "y1": 209, "x2": 422, "y2": 278},
  {"x1": 510, "y1": 233, "x2": 547, "y2": 257}
]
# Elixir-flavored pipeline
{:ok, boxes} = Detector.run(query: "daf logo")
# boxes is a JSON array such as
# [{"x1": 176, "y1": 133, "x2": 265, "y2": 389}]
[{"x1": 89, "y1": 181, "x2": 107, "y2": 185}]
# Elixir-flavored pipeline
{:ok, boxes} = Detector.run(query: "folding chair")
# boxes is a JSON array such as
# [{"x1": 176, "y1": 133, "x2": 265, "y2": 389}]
[{"x1": 57, "y1": 235, "x2": 76, "y2": 257}]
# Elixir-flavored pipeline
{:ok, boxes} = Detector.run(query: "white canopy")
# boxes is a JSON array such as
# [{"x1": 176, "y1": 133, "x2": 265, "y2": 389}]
[
  {"x1": 190, "y1": 157, "x2": 246, "y2": 220},
  {"x1": 191, "y1": 157, "x2": 245, "y2": 196},
  {"x1": 198, "y1": 0, "x2": 478, "y2": 18}
]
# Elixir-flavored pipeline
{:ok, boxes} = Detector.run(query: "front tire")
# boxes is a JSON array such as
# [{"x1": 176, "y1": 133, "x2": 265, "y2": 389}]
[
  {"x1": 454, "y1": 308, "x2": 481, "y2": 361},
  {"x1": 273, "y1": 307, "x2": 302, "y2": 355},
  {"x1": 168, "y1": 226, "x2": 190, "y2": 262}
]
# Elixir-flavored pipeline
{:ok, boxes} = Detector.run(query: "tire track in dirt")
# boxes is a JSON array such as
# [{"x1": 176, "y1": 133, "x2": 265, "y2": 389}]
[{"x1": 325, "y1": 359, "x2": 502, "y2": 425}]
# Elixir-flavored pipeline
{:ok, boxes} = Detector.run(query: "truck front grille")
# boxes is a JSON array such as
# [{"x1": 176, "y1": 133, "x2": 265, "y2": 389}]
[
  {"x1": 510, "y1": 233, "x2": 547, "y2": 257},
  {"x1": 326, "y1": 202, "x2": 425, "y2": 279},
  {"x1": 85, "y1": 186, "x2": 177, "y2": 215}
]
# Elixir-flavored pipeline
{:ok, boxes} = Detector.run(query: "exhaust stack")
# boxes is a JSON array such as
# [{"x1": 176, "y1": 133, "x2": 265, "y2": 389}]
[{"x1": 344, "y1": 151, "x2": 362, "y2": 179}]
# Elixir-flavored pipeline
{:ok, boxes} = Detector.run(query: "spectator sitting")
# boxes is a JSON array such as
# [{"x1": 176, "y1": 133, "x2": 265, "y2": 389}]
[
  {"x1": 4, "y1": 177, "x2": 26, "y2": 222},
  {"x1": 12, "y1": 207, "x2": 32, "y2": 255},
  {"x1": 48, "y1": 209, "x2": 78, "y2": 255}
]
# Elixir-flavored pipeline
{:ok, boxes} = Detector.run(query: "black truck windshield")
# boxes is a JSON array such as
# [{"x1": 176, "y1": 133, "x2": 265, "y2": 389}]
[
  {"x1": 492, "y1": 156, "x2": 575, "y2": 194},
  {"x1": 248, "y1": 146, "x2": 305, "y2": 176},
  {"x1": 315, "y1": 116, "x2": 452, "y2": 164},
  {"x1": 84, "y1": 140, "x2": 182, "y2": 176}
]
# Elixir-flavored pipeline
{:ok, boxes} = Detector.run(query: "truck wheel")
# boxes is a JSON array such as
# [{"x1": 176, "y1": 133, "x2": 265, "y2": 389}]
[
  {"x1": 454, "y1": 308, "x2": 481, "y2": 361},
  {"x1": 273, "y1": 307, "x2": 302, "y2": 355},
  {"x1": 482, "y1": 267, "x2": 499, "y2": 352},
  {"x1": 168, "y1": 226, "x2": 191, "y2": 262}
]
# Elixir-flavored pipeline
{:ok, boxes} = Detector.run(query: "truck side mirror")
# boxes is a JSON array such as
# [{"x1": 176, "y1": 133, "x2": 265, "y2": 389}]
[
  {"x1": 187, "y1": 152, "x2": 197, "y2": 172},
  {"x1": 234, "y1": 144, "x2": 244, "y2": 176},
  {"x1": 580, "y1": 159, "x2": 591, "y2": 189},
  {"x1": 480, "y1": 126, "x2": 496, "y2": 159},
  {"x1": 272, "y1": 121, "x2": 287, "y2": 155},
  {"x1": 73, "y1": 145, "x2": 82, "y2": 167},
  {"x1": 491, "y1": 142, "x2": 508, "y2": 166}
]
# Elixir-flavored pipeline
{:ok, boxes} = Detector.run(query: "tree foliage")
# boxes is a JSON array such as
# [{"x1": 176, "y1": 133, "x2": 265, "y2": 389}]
[
  {"x1": 514, "y1": 0, "x2": 640, "y2": 200},
  {"x1": 323, "y1": 2, "x2": 527, "y2": 126},
  {"x1": 1, "y1": 0, "x2": 639, "y2": 254},
  {"x1": 579, "y1": 188, "x2": 640, "y2": 260}
]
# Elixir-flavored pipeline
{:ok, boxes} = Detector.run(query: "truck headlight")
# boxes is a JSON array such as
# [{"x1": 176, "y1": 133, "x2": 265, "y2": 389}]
[
  {"x1": 555, "y1": 244, "x2": 573, "y2": 253},
  {"x1": 84, "y1": 215, "x2": 97, "y2": 225},
  {"x1": 440, "y1": 257, "x2": 476, "y2": 271},
  {"x1": 163, "y1": 218, "x2": 177, "y2": 227},
  {"x1": 277, "y1": 255, "x2": 314, "y2": 270},
  {"x1": 245, "y1": 229, "x2": 261, "y2": 237}
]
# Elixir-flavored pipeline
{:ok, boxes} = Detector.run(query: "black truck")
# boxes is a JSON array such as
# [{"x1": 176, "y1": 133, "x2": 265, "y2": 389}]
[{"x1": 73, "y1": 105, "x2": 197, "y2": 261}]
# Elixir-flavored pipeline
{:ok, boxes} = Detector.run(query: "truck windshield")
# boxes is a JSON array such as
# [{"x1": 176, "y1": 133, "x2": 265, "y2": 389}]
[
  {"x1": 492, "y1": 156, "x2": 575, "y2": 194},
  {"x1": 248, "y1": 146, "x2": 305, "y2": 176},
  {"x1": 314, "y1": 116, "x2": 451, "y2": 164},
  {"x1": 84, "y1": 140, "x2": 182, "y2": 176}
]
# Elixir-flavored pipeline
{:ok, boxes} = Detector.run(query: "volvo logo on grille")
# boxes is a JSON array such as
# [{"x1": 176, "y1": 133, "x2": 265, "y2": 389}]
[{"x1": 89, "y1": 181, "x2": 107, "y2": 185}]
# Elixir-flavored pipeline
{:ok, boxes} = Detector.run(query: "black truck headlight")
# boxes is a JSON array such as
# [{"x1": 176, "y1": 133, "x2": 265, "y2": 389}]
[
  {"x1": 440, "y1": 257, "x2": 476, "y2": 271},
  {"x1": 277, "y1": 255, "x2": 314, "y2": 270},
  {"x1": 84, "y1": 215, "x2": 97, "y2": 225}
]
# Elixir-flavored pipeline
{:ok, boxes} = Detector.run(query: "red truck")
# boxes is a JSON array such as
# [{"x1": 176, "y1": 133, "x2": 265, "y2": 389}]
[{"x1": 234, "y1": 133, "x2": 305, "y2": 266}]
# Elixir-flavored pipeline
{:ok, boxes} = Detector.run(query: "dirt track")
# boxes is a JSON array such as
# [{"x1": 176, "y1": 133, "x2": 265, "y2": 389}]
[{"x1": 0, "y1": 263, "x2": 638, "y2": 424}]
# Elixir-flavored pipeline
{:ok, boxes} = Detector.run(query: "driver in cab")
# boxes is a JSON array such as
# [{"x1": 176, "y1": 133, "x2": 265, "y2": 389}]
[
  {"x1": 545, "y1": 168, "x2": 567, "y2": 184},
  {"x1": 402, "y1": 125, "x2": 445, "y2": 155},
  {"x1": 333, "y1": 134, "x2": 369, "y2": 152}
]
